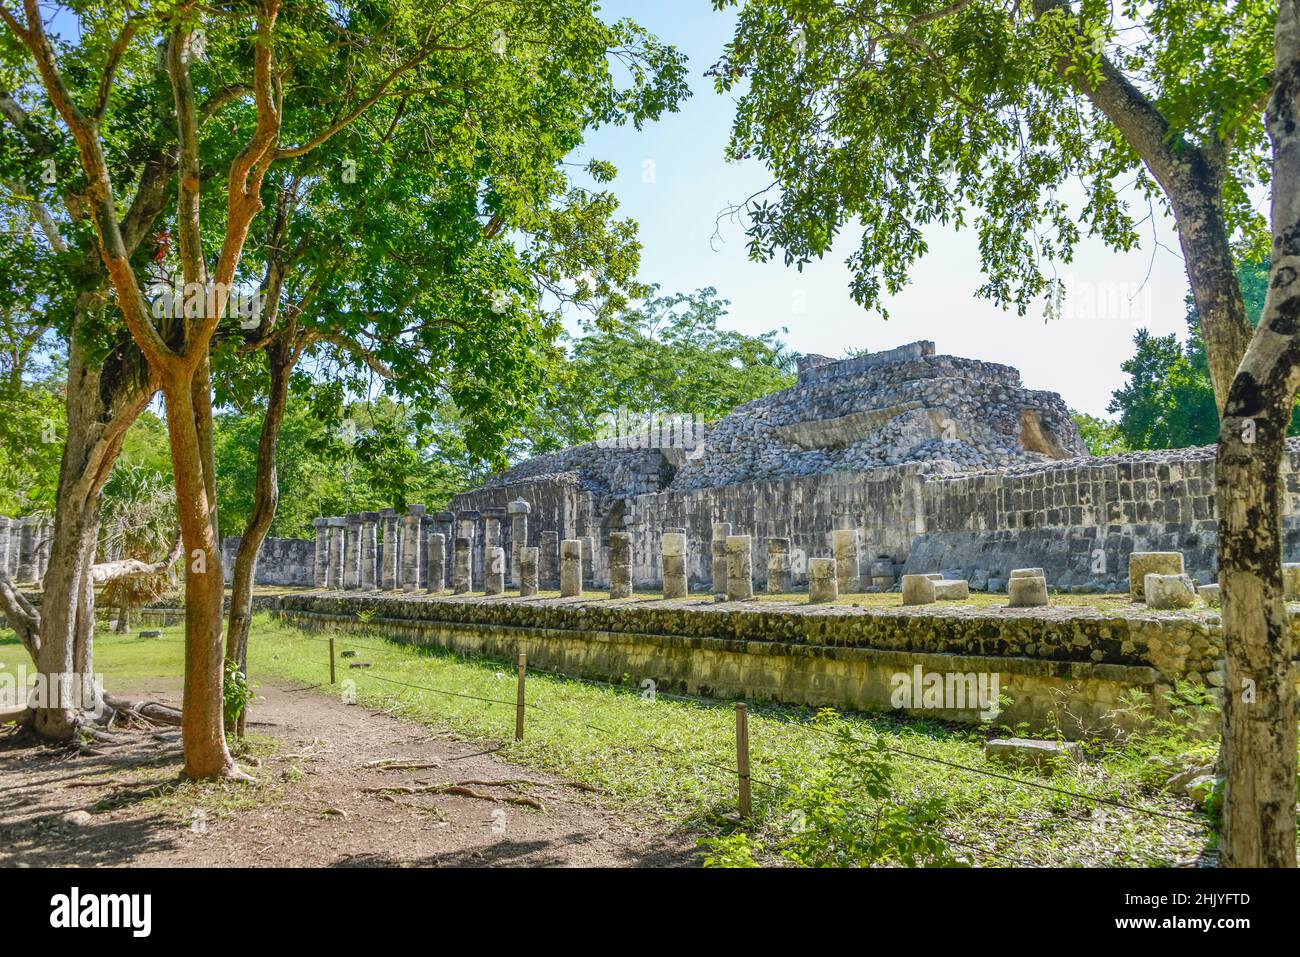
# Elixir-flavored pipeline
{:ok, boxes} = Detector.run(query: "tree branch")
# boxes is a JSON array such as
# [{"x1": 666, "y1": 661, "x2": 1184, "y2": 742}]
[{"x1": 91, "y1": 531, "x2": 183, "y2": 584}]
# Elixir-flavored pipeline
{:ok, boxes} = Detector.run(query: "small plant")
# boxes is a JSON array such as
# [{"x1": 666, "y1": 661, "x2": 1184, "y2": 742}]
[
  {"x1": 223, "y1": 659, "x2": 254, "y2": 733},
  {"x1": 356, "y1": 608, "x2": 376, "y2": 625},
  {"x1": 699, "y1": 832, "x2": 763, "y2": 867}
]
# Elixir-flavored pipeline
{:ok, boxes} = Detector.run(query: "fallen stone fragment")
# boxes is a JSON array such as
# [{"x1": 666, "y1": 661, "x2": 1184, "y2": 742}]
[
  {"x1": 1144, "y1": 573, "x2": 1196, "y2": 610},
  {"x1": 984, "y1": 738, "x2": 1083, "y2": 772},
  {"x1": 933, "y1": 580, "x2": 969, "y2": 600}
]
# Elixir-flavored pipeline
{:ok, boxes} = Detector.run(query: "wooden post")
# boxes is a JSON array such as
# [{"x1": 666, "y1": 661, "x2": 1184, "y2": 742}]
[
  {"x1": 515, "y1": 653, "x2": 527, "y2": 742},
  {"x1": 329, "y1": 636, "x2": 336, "y2": 685},
  {"x1": 735, "y1": 701, "x2": 751, "y2": 819}
]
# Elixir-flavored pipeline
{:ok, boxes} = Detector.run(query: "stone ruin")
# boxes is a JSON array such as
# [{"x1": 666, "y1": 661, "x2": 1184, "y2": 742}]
[{"x1": 273, "y1": 340, "x2": 1300, "y2": 596}]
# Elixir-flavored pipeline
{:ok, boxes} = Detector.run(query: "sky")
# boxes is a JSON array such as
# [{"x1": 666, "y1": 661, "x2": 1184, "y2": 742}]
[{"x1": 571, "y1": 0, "x2": 1203, "y2": 418}]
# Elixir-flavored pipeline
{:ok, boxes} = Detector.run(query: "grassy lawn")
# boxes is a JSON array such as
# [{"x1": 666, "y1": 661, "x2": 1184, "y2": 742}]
[{"x1": 0, "y1": 614, "x2": 1220, "y2": 867}]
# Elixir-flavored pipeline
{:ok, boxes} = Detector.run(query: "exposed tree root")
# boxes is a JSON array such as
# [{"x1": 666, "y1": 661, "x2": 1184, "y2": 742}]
[{"x1": 361, "y1": 780, "x2": 546, "y2": 811}]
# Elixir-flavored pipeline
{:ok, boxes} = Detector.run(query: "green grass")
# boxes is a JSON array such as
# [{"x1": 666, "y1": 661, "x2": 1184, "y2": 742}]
[{"x1": 0, "y1": 615, "x2": 1220, "y2": 866}]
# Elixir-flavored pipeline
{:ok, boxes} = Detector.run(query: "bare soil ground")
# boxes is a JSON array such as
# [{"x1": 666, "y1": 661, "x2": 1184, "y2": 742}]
[{"x1": 0, "y1": 680, "x2": 700, "y2": 868}]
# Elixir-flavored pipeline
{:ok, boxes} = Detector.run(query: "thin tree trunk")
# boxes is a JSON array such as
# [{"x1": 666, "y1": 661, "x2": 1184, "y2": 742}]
[
  {"x1": 226, "y1": 342, "x2": 292, "y2": 736},
  {"x1": 1217, "y1": 0, "x2": 1300, "y2": 868},
  {"x1": 162, "y1": 368, "x2": 236, "y2": 779}
]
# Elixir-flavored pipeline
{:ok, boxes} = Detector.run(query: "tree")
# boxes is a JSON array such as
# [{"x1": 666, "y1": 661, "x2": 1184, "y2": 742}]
[
  {"x1": 711, "y1": 0, "x2": 1271, "y2": 414},
  {"x1": 1213, "y1": 1, "x2": 1300, "y2": 868},
  {"x1": 1108, "y1": 260, "x2": 1292, "y2": 449},
  {"x1": 523, "y1": 286, "x2": 796, "y2": 453},
  {"x1": 714, "y1": 0, "x2": 1294, "y2": 866},
  {"x1": 1069, "y1": 411, "x2": 1128, "y2": 456},
  {"x1": 208, "y1": 3, "x2": 687, "y2": 733}
]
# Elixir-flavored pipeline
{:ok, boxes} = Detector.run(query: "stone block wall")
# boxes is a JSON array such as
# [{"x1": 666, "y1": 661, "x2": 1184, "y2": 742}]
[{"x1": 221, "y1": 536, "x2": 315, "y2": 586}]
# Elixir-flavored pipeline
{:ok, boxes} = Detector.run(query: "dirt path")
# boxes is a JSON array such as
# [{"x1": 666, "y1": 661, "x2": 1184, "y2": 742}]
[{"x1": 0, "y1": 680, "x2": 699, "y2": 868}]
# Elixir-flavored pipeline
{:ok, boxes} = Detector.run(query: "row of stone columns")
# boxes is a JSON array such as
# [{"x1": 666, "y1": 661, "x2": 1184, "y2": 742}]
[{"x1": 0, "y1": 515, "x2": 52, "y2": 584}]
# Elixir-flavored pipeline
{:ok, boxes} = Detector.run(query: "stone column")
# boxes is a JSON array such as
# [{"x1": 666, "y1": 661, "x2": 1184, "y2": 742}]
[
  {"x1": 809, "y1": 558, "x2": 838, "y2": 603},
  {"x1": 435, "y1": 511, "x2": 455, "y2": 587},
  {"x1": 832, "y1": 528, "x2": 860, "y2": 594},
  {"x1": 519, "y1": 546, "x2": 539, "y2": 597},
  {"x1": 485, "y1": 546, "x2": 506, "y2": 595},
  {"x1": 360, "y1": 512, "x2": 379, "y2": 590},
  {"x1": 457, "y1": 510, "x2": 480, "y2": 589},
  {"x1": 726, "y1": 534, "x2": 753, "y2": 601},
  {"x1": 540, "y1": 531, "x2": 559, "y2": 589},
  {"x1": 508, "y1": 498, "x2": 530, "y2": 586},
  {"x1": 312, "y1": 517, "x2": 329, "y2": 588},
  {"x1": 662, "y1": 531, "x2": 688, "y2": 599},
  {"x1": 580, "y1": 535, "x2": 595, "y2": 587},
  {"x1": 15, "y1": 517, "x2": 37, "y2": 582},
  {"x1": 344, "y1": 514, "x2": 363, "y2": 589},
  {"x1": 560, "y1": 539, "x2": 583, "y2": 597},
  {"x1": 380, "y1": 508, "x2": 400, "y2": 590},
  {"x1": 401, "y1": 506, "x2": 425, "y2": 591},
  {"x1": 711, "y1": 522, "x2": 731, "y2": 594},
  {"x1": 452, "y1": 537, "x2": 472, "y2": 594},
  {"x1": 0, "y1": 517, "x2": 9, "y2": 581},
  {"x1": 609, "y1": 532, "x2": 633, "y2": 599},
  {"x1": 426, "y1": 532, "x2": 446, "y2": 594},
  {"x1": 326, "y1": 517, "x2": 346, "y2": 589},
  {"x1": 483, "y1": 507, "x2": 506, "y2": 586},
  {"x1": 767, "y1": 537, "x2": 792, "y2": 594}
]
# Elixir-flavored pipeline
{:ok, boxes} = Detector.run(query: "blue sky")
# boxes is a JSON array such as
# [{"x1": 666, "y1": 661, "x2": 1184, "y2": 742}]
[{"x1": 574, "y1": 1, "x2": 1201, "y2": 418}]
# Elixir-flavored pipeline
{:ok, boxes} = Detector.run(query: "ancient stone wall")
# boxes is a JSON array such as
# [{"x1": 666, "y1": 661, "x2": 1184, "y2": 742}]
[{"x1": 220, "y1": 536, "x2": 315, "y2": 586}]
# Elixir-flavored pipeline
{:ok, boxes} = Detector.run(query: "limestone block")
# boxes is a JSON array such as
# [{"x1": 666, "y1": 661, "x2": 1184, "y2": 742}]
[
  {"x1": 984, "y1": 738, "x2": 1082, "y2": 771},
  {"x1": 662, "y1": 532, "x2": 688, "y2": 599},
  {"x1": 1144, "y1": 573, "x2": 1195, "y2": 610},
  {"x1": 540, "y1": 531, "x2": 559, "y2": 589},
  {"x1": 1128, "y1": 552, "x2": 1184, "y2": 602},
  {"x1": 868, "y1": 558, "x2": 894, "y2": 591},
  {"x1": 767, "y1": 537, "x2": 792, "y2": 594},
  {"x1": 808, "y1": 558, "x2": 838, "y2": 603},
  {"x1": 726, "y1": 534, "x2": 753, "y2": 601},
  {"x1": 519, "y1": 546, "x2": 539, "y2": 597},
  {"x1": 1007, "y1": 575, "x2": 1048, "y2": 608},
  {"x1": 609, "y1": 532, "x2": 633, "y2": 599},
  {"x1": 560, "y1": 539, "x2": 583, "y2": 597},
  {"x1": 1009, "y1": 567, "x2": 1044, "y2": 580},
  {"x1": 426, "y1": 532, "x2": 446, "y2": 594},
  {"x1": 901, "y1": 574, "x2": 936, "y2": 606},
  {"x1": 1197, "y1": 583, "x2": 1221, "y2": 606},
  {"x1": 485, "y1": 546, "x2": 505, "y2": 595},
  {"x1": 831, "y1": 528, "x2": 860, "y2": 594},
  {"x1": 452, "y1": 537, "x2": 471, "y2": 594},
  {"x1": 933, "y1": 580, "x2": 969, "y2": 601},
  {"x1": 711, "y1": 522, "x2": 731, "y2": 593}
]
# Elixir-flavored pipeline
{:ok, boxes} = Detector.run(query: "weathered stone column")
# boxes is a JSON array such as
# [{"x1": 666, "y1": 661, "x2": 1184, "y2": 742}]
[
  {"x1": 380, "y1": 508, "x2": 400, "y2": 590},
  {"x1": 16, "y1": 517, "x2": 37, "y2": 582},
  {"x1": 435, "y1": 510, "x2": 455, "y2": 584},
  {"x1": 540, "y1": 531, "x2": 559, "y2": 589},
  {"x1": 519, "y1": 546, "x2": 539, "y2": 597},
  {"x1": 344, "y1": 514, "x2": 363, "y2": 589},
  {"x1": 662, "y1": 531, "x2": 688, "y2": 599},
  {"x1": 609, "y1": 532, "x2": 633, "y2": 598},
  {"x1": 560, "y1": 539, "x2": 583, "y2": 597},
  {"x1": 401, "y1": 506, "x2": 425, "y2": 591},
  {"x1": 312, "y1": 517, "x2": 329, "y2": 588},
  {"x1": 452, "y1": 537, "x2": 472, "y2": 593},
  {"x1": 508, "y1": 498, "x2": 530, "y2": 586},
  {"x1": 483, "y1": 507, "x2": 506, "y2": 585},
  {"x1": 326, "y1": 517, "x2": 346, "y2": 589},
  {"x1": 360, "y1": 512, "x2": 379, "y2": 589},
  {"x1": 457, "y1": 510, "x2": 479, "y2": 587},
  {"x1": 0, "y1": 518, "x2": 11, "y2": 582},
  {"x1": 426, "y1": 532, "x2": 446, "y2": 594},
  {"x1": 832, "y1": 528, "x2": 860, "y2": 594},
  {"x1": 485, "y1": 546, "x2": 506, "y2": 595},
  {"x1": 580, "y1": 535, "x2": 595, "y2": 587},
  {"x1": 726, "y1": 534, "x2": 753, "y2": 601},
  {"x1": 809, "y1": 558, "x2": 838, "y2": 603},
  {"x1": 767, "y1": 537, "x2": 791, "y2": 594},
  {"x1": 711, "y1": 522, "x2": 731, "y2": 594}
]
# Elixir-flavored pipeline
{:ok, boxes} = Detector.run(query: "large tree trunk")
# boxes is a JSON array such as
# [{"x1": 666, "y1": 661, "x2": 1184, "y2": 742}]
[
  {"x1": 226, "y1": 341, "x2": 292, "y2": 736},
  {"x1": 30, "y1": 294, "x2": 152, "y2": 740},
  {"x1": 1217, "y1": 0, "x2": 1300, "y2": 869},
  {"x1": 162, "y1": 360, "x2": 237, "y2": 780}
]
